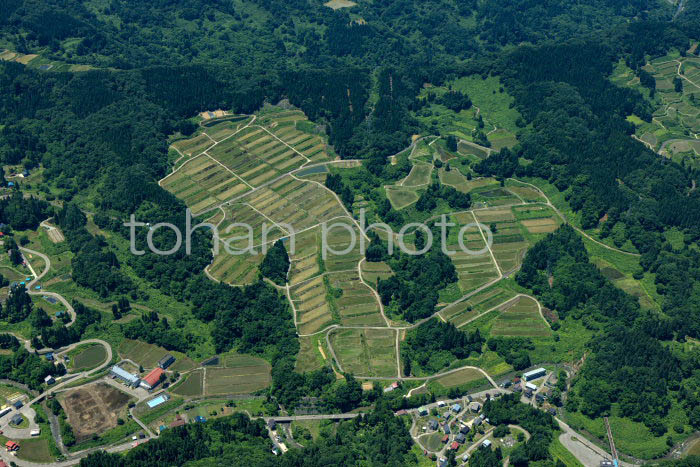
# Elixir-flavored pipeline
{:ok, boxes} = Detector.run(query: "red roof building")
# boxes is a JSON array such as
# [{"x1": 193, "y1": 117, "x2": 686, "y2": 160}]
[
  {"x1": 140, "y1": 368, "x2": 164, "y2": 389},
  {"x1": 5, "y1": 440, "x2": 19, "y2": 451},
  {"x1": 441, "y1": 434, "x2": 449, "y2": 443},
  {"x1": 450, "y1": 441, "x2": 459, "y2": 450},
  {"x1": 170, "y1": 416, "x2": 186, "y2": 428},
  {"x1": 0, "y1": 459, "x2": 9, "y2": 467}
]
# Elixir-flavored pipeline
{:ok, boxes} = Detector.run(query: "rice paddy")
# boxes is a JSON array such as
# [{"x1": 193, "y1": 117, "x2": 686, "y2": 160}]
[
  {"x1": 162, "y1": 108, "x2": 333, "y2": 215},
  {"x1": 439, "y1": 285, "x2": 518, "y2": 328},
  {"x1": 329, "y1": 328, "x2": 397, "y2": 377},
  {"x1": 490, "y1": 296, "x2": 551, "y2": 337}
]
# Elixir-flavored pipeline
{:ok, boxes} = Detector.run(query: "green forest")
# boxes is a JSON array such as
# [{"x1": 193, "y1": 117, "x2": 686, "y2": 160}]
[{"x1": 0, "y1": 0, "x2": 700, "y2": 464}]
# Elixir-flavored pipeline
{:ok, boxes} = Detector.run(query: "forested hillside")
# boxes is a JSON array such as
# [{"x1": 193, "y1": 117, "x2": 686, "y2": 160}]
[{"x1": 1, "y1": 0, "x2": 700, "y2": 463}]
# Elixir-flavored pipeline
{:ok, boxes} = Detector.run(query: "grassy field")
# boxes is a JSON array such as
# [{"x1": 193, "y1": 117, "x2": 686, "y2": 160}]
[
  {"x1": 490, "y1": 296, "x2": 551, "y2": 337},
  {"x1": 170, "y1": 369, "x2": 203, "y2": 397},
  {"x1": 329, "y1": 328, "x2": 397, "y2": 377},
  {"x1": 295, "y1": 335, "x2": 328, "y2": 373},
  {"x1": 118, "y1": 339, "x2": 197, "y2": 372},
  {"x1": 68, "y1": 343, "x2": 108, "y2": 371},
  {"x1": 386, "y1": 186, "x2": 420, "y2": 210},
  {"x1": 431, "y1": 367, "x2": 484, "y2": 388},
  {"x1": 203, "y1": 353, "x2": 272, "y2": 396},
  {"x1": 549, "y1": 437, "x2": 584, "y2": 467}
]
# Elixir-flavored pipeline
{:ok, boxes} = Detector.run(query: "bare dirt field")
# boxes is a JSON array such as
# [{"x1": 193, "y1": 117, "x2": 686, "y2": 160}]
[{"x1": 60, "y1": 382, "x2": 131, "y2": 442}]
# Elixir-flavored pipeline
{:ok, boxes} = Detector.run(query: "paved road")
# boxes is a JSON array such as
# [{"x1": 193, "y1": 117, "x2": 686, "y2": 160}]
[{"x1": 21, "y1": 246, "x2": 77, "y2": 325}]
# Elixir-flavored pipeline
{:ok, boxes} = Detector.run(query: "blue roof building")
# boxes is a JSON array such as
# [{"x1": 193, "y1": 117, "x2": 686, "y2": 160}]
[
  {"x1": 451, "y1": 403, "x2": 462, "y2": 413},
  {"x1": 194, "y1": 416, "x2": 207, "y2": 423}
]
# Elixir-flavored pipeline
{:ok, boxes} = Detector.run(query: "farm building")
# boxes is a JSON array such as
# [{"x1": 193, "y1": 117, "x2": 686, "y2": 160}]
[
  {"x1": 30, "y1": 429, "x2": 40, "y2": 436},
  {"x1": 140, "y1": 367, "x2": 164, "y2": 390},
  {"x1": 44, "y1": 375, "x2": 55, "y2": 385},
  {"x1": 523, "y1": 368, "x2": 546, "y2": 381},
  {"x1": 45, "y1": 353, "x2": 53, "y2": 361},
  {"x1": 525, "y1": 382, "x2": 537, "y2": 391},
  {"x1": 0, "y1": 406, "x2": 11, "y2": 417},
  {"x1": 437, "y1": 401, "x2": 446, "y2": 407},
  {"x1": 5, "y1": 441, "x2": 19, "y2": 452},
  {"x1": 110, "y1": 365, "x2": 140, "y2": 387},
  {"x1": 158, "y1": 354, "x2": 175, "y2": 369},
  {"x1": 469, "y1": 401, "x2": 481, "y2": 413},
  {"x1": 418, "y1": 407, "x2": 428, "y2": 416},
  {"x1": 10, "y1": 414, "x2": 23, "y2": 425},
  {"x1": 441, "y1": 434, "x2": 449, "y2": 443},
  {"x1": 482, "y1": 439, "x2": 492, "y2": 448},
  {"x1": 194, "y1": 415, "x2": 206, "y2": 423},
  {"x1": 170, "y1": 416, "x2": 186, "y2": 428},
  {"x1": 443, "y1": 424, "x2": 451, "y2": 434}
]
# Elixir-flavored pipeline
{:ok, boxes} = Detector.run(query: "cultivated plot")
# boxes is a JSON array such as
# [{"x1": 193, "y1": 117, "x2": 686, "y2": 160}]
[
  {"x1": 439, "y1": 285, "x2": 517, "y2": 328},
  {"x1": 490, "y1": 296, "x2": 550, "y2": 337},
  {"x1": 329, "y1": 328, "x2": 397, "y2": 377},
  {"x1": 203, "y1": 353, "x2": 272, "y2": 396}
]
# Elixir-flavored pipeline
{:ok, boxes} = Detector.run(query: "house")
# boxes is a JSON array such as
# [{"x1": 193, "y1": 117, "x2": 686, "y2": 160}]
[
  {"x1": 438, "y1": 458, "x2": 448, "y2": 467},
  {"x1": 443, "y1": 424, "x2": 451, "y2": 435},
  {"x1": 44, "y1": 375, "x2": 55, "y2": 385},
  {"x1": 535, "y1": 394, "x2": 545, "y2": 403},
  {"x1": 267, "y1": 419, "x2": 277, "y2": 430},
  {"x1": 523, "y1": 368, "x2": 546, "y2": 382},
  {"x1": 437, "y1": 401, "x2": 446, "y2": 408},
  {"x1": 451, "y1": 403, "x2": 462, "y2": 413},
  {"x1": 462, "y1": 454, "x2": 469, "y2": 462},
  {"x1": 450, "y1": 441, "x2": 459, "y2": 450},
  {"x1": 549, "y1": 408, "x2": 557, "y2": 416},
  {"x1": 459, "y1": 425, "x2": 469, "y2": 434},
  {"x1": 110, "y1": 365, "x2": 140, "y2": 387},
  {"x1": 525, "y1": 382, "x2": 537, "y2": 391},
  {"x1": 469, "y1": 401, "x2": 481, "y2": 413},
  {"x1": 441, "y1": 434, "x2": 449, "y2": 443},
  {"x1": 10, "y1": 414, "x2": 23, "y2": 425},
  {"x1": 194, "y1": 415, "x2": 206, "y2": 423},
  {"x1": 428, "y1": 420, "x2": 438, "y2": 430},
  {"x1": 482, "y1": 439, "x2": 492, "y2": 449},
  {"x1": 513, "y1": 384, "x2": 522, "y2": 393},
  {"x1": 0, "y1": 406, "x2": 10, "y2": 417},
  {"x1": 13, "y1": 400, "x2": 23, "y2": 409},
  {"x1": 30, "y1": 429, "x2": 40, "y2": 436},
  {"x1": 5, "y1": 441, "x2": 19, "y2": 452},
  {"x1": 443, "y1": 412, "x2": 451, "y2": 421},
  {"x1": 455, "y1": 433, "x2": 466, "y2": 444},
  {"x1": 45, "y1": 353, "x2": 54, "y2": 361},
  {"x1": 158, "y1": 354, "x2": 175, "y2": 369},
  {"x1": 159, "y1": 425, "x2": 167, "y2": 433},
  {"x1": 473, "y1": 418, "x2": 482, "y2": 427},
  {"x1": 513, "y1": 377, "x2": 521, "y2": 384},
  {"x1": 418, "y1": 407, "x2": 428, "y2": 416},
  {"x1": 140, "y1": 367, "x2": 164, "y2": 390},
  {"x1": 170, "y1": 416, "x2": 186, "y2": 428}
]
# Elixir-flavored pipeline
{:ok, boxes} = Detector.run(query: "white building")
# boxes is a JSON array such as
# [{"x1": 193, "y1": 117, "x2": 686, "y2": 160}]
[{"x1": 523, "y1": 368, "x2": 546, "y2": 381}]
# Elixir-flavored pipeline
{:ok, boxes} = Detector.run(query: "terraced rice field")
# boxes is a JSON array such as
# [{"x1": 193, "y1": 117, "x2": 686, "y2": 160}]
[
  {"x1": 290, "y1": 275, "x2": 335, "y2": 335},
  {"x1": 438, "y1": 167, "x2": 469, "y2": 188},
  {"x1": 330, "y1": 328, "x2": 397, "y2": 377},
  {"x1": 207, "y1": 249, "x2": 263, "y2": 285},
  {"x1": 327, "y1": 271, "x2": 385, "y2": 327},
  {"x1": 386, "y1": 186, "x2": 420, "y2": 210},
  {"x1": 439, "y1": 286, "x2": 517, "y2": 328},
  {"x1": 360, "y1": 260, "x2": 393, "y2": 284},
  {"x1": 490, "y1": 296, "x2": 550, "y2": 337},
  {"x1": 445, "y1": 215, "x2": 500, "y2": 292},
  {"x1": 244, "y1": 176, "x2": 347, "y2": 233},
  {"x1": 164, "y1": 109, "x2": 334, "y2": 214},
  {"x1": 160, "y1": 155, "x2": 251, "y2": 213},
  {"x1": 402, "y1": 162, "x2": 433, "y2": 186}
]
